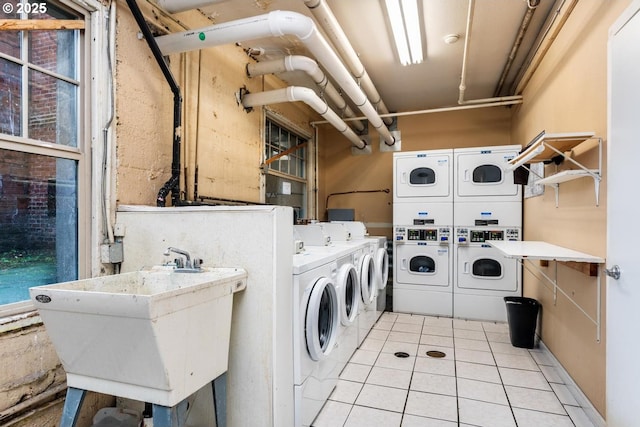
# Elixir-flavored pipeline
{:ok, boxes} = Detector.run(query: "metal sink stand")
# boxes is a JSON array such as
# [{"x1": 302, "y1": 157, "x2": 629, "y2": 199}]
[{"x1": 59, "y1": 372, "x2": 227, "y2": 427}]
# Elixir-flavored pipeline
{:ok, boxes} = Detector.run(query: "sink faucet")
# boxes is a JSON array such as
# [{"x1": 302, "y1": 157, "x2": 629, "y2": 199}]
[{"x1": 163, "y1": 247, "x2": 199, "y2": 269}]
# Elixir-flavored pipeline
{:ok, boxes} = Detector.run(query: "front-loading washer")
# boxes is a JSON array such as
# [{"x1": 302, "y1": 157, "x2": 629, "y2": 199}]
[
  {"x1": 393, "y1": 149, "x2": 454, "y2": 202},
  {"x1": 453, "y1": 145, "x2": 522, "y2": 202},
  {"x1": 453, "y1": 226, "x2": 522, "y2": 321},
  {"x1": 330, "y1": 221, "x2": 390, "y2": 318},
  {"x1": 393, "y1": 225, "x2": 453, "y2": 316},
  {"x1": 292, "y1": 250, "x2": 341, "y2": 427}
]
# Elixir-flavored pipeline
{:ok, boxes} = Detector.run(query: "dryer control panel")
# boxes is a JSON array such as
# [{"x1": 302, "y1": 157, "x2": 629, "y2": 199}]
[
  {"x1": 395, "y1": 226, "x2": 451, "y2": 244},
  {"x1": 456, "y1": 228, "x2": 520, "y2": 244}
]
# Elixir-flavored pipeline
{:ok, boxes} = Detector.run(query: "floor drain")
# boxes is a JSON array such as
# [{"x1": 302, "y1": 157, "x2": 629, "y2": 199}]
[
  {"x1": 394, "y1": 351, "x2": 410, "y2": 358},
  {"x1": 426, "y1": 350, "x2": 447, "y2": 358}
]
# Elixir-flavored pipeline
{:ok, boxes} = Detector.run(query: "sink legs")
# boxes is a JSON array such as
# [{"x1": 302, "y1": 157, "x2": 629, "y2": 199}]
[
  {"x1": 59, "y1": 387, "x2": 86, "y2": 427},
  {"x1": 58, "y1": 372, "x2": 227, "y2": 427}
]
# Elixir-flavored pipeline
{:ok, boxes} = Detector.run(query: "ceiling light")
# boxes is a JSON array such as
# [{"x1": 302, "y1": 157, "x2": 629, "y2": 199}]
[
  {"x1": 384, "y1": 0, "x2": 423, "y2": 66},
  {"x1": 444, "y1": 34, "x2": 460, "y2": 44}
]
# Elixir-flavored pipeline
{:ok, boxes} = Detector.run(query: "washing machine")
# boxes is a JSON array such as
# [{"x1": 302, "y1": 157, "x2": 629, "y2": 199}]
[
  {"x1": 296, "y1": 224, "x2": 365, "y2": 367},
  {"x1": 453, "y1": 226, "x2": 522, "y2": 321},
  {"x1": 393, "y1": 225, "x2": 453, "y2": 316},
  {"x1": 292, "y1": 250, "x2": 341, "y2": 427},
  {"x1": 393, "y1": 149, "x2": 454, "y2": 202},
  {"x1": 330, "y1": 221, "x2": 390, "y2": 317},
  {"x1": 453, "y1": 145, "x2": 522, "y2": 202},
  {"x1": 313, "y1": 222, "x2": 376, "y2": 346}
]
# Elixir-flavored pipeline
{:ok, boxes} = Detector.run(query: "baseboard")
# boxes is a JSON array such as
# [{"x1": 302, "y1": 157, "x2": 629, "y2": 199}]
[{"x1": 537, "y1": 339, "x2": 606, "y2": 427}]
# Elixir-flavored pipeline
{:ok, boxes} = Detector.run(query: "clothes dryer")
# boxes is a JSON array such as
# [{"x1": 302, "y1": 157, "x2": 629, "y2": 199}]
[
  {"x1": 292, "y1": 250, "x2": 341, "y2": 427},
  {"x1": 453, "y1": 226, "x2": 522, "y2": 321},
  {"x1": 393, "y1": 225, "x2": 453, "y2": 316},
  {"x1": 453, "y1": 145, "x2": 522, "y2": 202},
  {"x1": 393, "y1": 149, "x2": 454, "y2": 202}
]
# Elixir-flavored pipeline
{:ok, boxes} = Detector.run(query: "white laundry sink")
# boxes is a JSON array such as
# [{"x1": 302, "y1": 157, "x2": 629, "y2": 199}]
[{"x1": 29, "y1": 266, "x2": 247, "y2": 407}]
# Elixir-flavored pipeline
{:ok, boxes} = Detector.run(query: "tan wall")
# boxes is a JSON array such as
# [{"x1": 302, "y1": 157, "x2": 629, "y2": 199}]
[
  {"x1": 115, "y1": 1, "x2": 318, "y2": 206},
  {"x1": 318, "y1": 107, "x2": 513, "y2": 236},
  {"x1": 511, "y1": 0, "x2": 631, "y2": 416}
]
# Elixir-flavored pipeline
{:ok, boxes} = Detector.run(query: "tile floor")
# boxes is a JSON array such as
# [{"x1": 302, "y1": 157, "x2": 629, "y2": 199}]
[{"x1": 312, "y1": 312, "x2": 597, "y2": 427}]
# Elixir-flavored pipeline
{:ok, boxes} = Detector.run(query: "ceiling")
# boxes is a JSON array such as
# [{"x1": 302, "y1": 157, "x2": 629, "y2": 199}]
[{"x1": 191, "y1": 0, "x2": 557, "y2": 114}]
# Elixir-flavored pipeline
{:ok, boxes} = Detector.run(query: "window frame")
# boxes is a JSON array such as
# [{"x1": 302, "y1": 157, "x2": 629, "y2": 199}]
[
  {"x1": 0, "y1": 0, "x2": 105, "y2": 316},
  {"x1": 263, "y1": 112, "x2": 314, "y2": 218}
]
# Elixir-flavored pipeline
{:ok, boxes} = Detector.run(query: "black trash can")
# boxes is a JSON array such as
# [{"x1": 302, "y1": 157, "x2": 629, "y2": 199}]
[{"x1": 504, "y1": 297, "x2": 540, "y2": 349}]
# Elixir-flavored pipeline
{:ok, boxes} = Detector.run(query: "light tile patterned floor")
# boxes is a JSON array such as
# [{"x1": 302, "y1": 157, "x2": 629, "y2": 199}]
[{"x1": 312, "y1": 313, "x2": 597, "y2": 427}]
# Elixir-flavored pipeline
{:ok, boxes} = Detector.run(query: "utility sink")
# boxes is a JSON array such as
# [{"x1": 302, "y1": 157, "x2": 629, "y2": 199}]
[{"x1": 29, "y1": 266, "x2": 247, "y2": 407}]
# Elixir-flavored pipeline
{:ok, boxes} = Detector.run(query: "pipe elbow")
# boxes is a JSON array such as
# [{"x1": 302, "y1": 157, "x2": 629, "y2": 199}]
[{"x1": 268, "y1": 10, "x2": 315, "y2": 41}]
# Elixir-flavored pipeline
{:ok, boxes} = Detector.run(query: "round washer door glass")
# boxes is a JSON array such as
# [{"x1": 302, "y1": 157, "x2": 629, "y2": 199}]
[
  {"x1": 306, "y1": 277, "x2": 339, "y2": 361},
  {"x1": 360, "y1": 253, "x2": 376, "y2": 304},
  {"x1": 376, "y1": 247, "x2": 389, "y2": 290},
  {"x1": 336, "y1": 263, "x2": 359, "y2": 326}
]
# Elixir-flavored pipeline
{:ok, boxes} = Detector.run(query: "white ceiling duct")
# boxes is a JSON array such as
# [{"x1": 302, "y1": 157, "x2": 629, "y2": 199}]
[
  {"x1": 303, "y1": 0, "x2": 394, "y2": 126},
  {"x1": 242, "y1": 86, "x2": 367, "y2": 149},
  {"x1": 247, "y1": 55, "x2": 366, "y2": 132},
  {"x1": 156, "y1": 0, "x2": 229, "y2": 14},
  {"x1": 155, "y1": 10, "x2": 396, "y2": 145}
]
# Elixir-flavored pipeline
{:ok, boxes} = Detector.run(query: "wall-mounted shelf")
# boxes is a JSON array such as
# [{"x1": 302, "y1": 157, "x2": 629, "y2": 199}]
[
  {"x1": 490, "y1": 240, "x2": 604, "y2": 342},
  {"x1": 507, "y1": 132, "x2": 602, "y2": 207}
]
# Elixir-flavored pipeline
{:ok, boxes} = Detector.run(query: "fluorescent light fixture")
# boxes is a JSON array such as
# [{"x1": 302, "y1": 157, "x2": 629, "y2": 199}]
[{"x1": 385, "y1": 0, "x2": 423, "y2": 66}]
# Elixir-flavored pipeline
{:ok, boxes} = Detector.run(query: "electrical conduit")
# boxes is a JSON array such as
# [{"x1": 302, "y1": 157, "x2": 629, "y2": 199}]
[
  {"x1": 247, "y1": 55, "x2": 365, "y2": 132},
  {"x1": 155, "y1": 10, "x2": 395, "y2": 145},
  {"x1": 242, "y1": 86, "x2": 367, "y2": 149}
]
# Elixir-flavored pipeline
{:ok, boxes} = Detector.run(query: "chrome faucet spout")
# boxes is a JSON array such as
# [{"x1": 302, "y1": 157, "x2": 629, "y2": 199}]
[{"x1": 165, "y1": 247, "x2": 192, "y2": 268}]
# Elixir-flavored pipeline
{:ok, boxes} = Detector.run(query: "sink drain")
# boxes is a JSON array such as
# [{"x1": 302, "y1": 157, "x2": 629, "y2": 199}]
[
  {"x1": 394, "y1": 351, "x2": 410, "y2": 358},
  {"x1": 426, "y1": 350, "x2": 447, "y2": 358}
]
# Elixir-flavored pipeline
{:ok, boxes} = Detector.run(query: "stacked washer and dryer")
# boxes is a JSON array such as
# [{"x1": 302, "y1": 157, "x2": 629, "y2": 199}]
[{"x1": 393, "y1": 146, "x2": 523, "y2": 322}]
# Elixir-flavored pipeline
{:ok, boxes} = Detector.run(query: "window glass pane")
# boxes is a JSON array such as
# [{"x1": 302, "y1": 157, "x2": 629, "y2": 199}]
[
  {"x1": 29, "y1": 30, "x2": 78, "y2": 80},
  {"x1": 280, "y1": 130, "x2": 290, "y2": 150},
  {"x1": 265, "y1": 174, "x2": 306, "y2": 219},
  {"x1": 0, "y1": 58, "x2": 22, "y2": 137},
  {"x1": 0, "y1": 149, "x2": 78, "y2": 304},
  {"x1": 0, "y1": 30, "x2": 20, "y2": 58},
  {"x1": 28, "y1": 69, "x2": 78, "y2": 146}
]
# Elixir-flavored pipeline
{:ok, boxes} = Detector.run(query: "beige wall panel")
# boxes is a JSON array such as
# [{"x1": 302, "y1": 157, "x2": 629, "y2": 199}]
[
  {"x1": 318, "y1": 107, "x2": 512, "y2": 234},
  {"x1": 512, "y1": 0, "x2": 631, "y2": 416},
  {"x1": 115, "y1": 8, "x2": 175, "y2": 205},
  {"x1": 193, "y1": 46, "x2": 264, "y2": 203}
]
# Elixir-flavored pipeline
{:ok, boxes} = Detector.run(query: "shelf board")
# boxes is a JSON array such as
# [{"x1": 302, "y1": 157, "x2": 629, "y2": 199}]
[
  {"x1": 536, "y1": 169, "x2": 600, "y2": 186},
  {"x1": 508, "y1": 131, "x2": 595, "y2": 169},
  {"x1": 489, "y1": 240, "x2": 604, "y2": 263}
]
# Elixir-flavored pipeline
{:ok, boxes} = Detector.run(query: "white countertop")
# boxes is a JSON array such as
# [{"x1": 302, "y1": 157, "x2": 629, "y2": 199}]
[{"x1": 489, "y1": 241, "x2": 605, "y2": 263}]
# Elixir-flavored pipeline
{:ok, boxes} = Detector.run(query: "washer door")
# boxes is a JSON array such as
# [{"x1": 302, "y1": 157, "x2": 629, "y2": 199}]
[
  {"x1": 336, "y1": 263, "x2": 359, "y2": 326},
  {"x1": 360, "y1": 253, "x2": 376, "y2": 304},
  {"x1": 306, "y1": 277, "x2": 339, "y2": 361},
  {"x1": 395, "y1": 153, "x2": 452, "y2": 199},
  {"x1": 456, "y1": 246, "x2": 518, "y2": 292},
  {"x1": 395, "y1": 244, "x2": 450, "y2": 287},
  {"x1": 375, "y1": 247, "x2": 389, "y2": 290}
]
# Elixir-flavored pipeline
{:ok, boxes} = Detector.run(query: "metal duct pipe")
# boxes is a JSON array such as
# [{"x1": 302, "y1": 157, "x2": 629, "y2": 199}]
[
  {"x1": 242, "y1": 86, "x2": 367, "y2": 149},
  {"x1": 155, "y1": 10, "x2": 396, "y2": 145},
  {"x1": 303, "y1": 0, "x2": 394, "y2": 126},
  {"x1": 493, "y1": 0, "x2": 540, "y2": 96},
  {"x1": 156, "y1": 0, "x2": 229, "y2": 14},
  {"x1": 247, "y1": 55, "x2": 365, "y2": 132}
]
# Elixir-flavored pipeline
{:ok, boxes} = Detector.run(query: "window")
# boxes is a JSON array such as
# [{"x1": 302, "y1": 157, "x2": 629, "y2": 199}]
[
  {"x1": 264, "y1": 117, "x2": 308, "y2": 220},
  {"x1": 0, "y1": 3, "x2": 85, "y2": 306}
]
